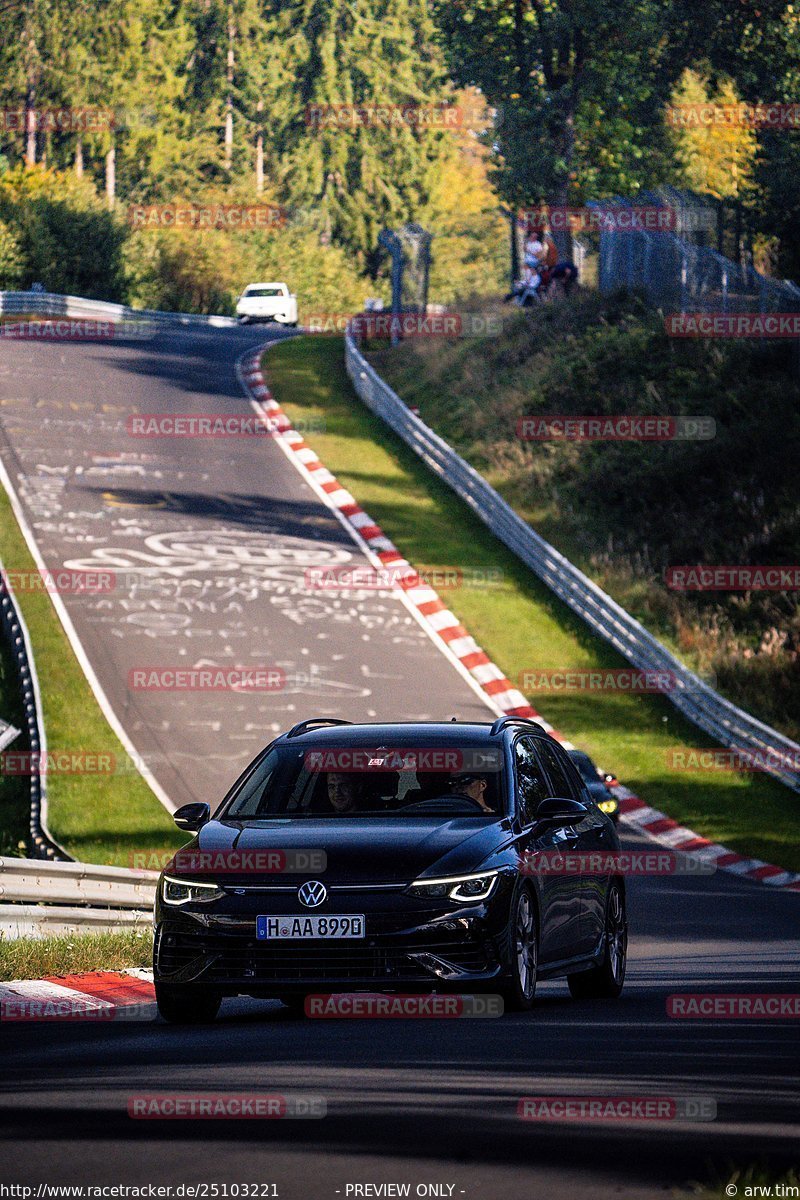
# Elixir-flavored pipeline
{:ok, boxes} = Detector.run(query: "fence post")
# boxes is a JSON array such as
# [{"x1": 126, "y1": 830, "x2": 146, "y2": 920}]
[
  {"x1": 508, "y1": 210, "x2": 519, "y2": 288},
  {"x1": 680, "y1": 248, "x2": 688, "y2": 314},
  {"x1": 378, "y1": 228, "x2": 403, "y2": 347}
]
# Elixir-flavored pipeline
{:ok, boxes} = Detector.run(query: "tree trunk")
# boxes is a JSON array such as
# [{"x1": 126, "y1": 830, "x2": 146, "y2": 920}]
[
  {"x1": 105, "y1": 142, "x2": 116, "y2": 209},
  {"x1": 75, "y1": 135, "x2": 84, "y2": 178},
  {"x1": 552, "y1": 100, "x2": 575, "y2": 260},
  {"x1": 224, "y1": 5, "x2": 235, "y2": 172},
  {"x1": 24, "y1": 8, "x2": 38, "y2": 168},
  {"x1": 255, "y1": 98, "x2": 264, "y2": 195},
  {"x1": 24, "y1": 83, "x2": 36, "y2": 166}
]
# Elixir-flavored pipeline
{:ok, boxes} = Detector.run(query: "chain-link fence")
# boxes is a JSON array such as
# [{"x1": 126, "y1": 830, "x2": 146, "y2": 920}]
[
  {"x1": 594, "y1": 188, "x2": 800, "y2": 371},
  {"x1": 344, "y1": 329, "x2": 800, "y2": 797}
]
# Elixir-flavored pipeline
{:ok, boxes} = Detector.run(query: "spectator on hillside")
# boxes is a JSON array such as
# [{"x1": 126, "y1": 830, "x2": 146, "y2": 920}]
[
  {"x1": 549, "y1": 260, "x2": 579, "y2": 295},
  {"x1": 542, "y1": 231, "x2": 559, "y2": 270},
  {"x1": 523, "y1": 230, "x2": 546, "y2": 283}
]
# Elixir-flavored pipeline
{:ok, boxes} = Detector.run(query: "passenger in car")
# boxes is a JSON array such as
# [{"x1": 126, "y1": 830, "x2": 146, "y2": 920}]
[{"x1": 446, "y1": 773, "x2": 494, "y2": 813}]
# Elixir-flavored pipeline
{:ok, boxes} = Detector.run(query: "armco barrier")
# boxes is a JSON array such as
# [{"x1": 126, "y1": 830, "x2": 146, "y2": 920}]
[
  {"x1": 0, "y1": 857, "x2": 158, "y2": 939},
  {"x1": 0, "y1": 562, "x2": 70, "y2": 860},
  {"x1": 344, "y1": 330, "x2": 800, "y2": 795},
  {"x1": 0, "y1": 290, "x2": 236, "y2": 329},
  {"x1": 0, "y1": 857, "x2": 158, "y2": 908},
  {"x1": 0, "y1": 903, "x2": 152, "y2": 938}
]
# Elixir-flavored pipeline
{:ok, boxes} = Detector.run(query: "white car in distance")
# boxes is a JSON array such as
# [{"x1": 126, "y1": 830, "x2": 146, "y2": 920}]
[{"x1": 236, "y1": 282, "x2": 298, "y2": 326}]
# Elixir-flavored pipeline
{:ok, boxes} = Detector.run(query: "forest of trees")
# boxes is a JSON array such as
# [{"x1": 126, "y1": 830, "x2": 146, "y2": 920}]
[{"x1": 0, "y1": 0, "x2": 797, "y2": 311}]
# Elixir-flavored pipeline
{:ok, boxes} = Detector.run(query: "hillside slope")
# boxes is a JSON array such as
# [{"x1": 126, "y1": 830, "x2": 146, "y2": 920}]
[{"x1": 371, "y1": 291, "x2": 800, "y2": 740}]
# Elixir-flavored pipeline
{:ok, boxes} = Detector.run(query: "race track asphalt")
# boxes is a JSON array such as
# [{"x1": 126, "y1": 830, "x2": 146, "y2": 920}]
[{"x1": 0, "y1": 327, "x2": 798, "y2": 1197}]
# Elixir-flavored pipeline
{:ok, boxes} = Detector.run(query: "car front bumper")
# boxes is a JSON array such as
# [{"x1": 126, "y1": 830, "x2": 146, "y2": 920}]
[{"x1": 154, "y1": 891, "x2": 511, "y2": 995}]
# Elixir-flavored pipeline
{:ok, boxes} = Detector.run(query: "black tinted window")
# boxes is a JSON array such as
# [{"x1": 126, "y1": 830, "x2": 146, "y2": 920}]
[
  {"x1": 568, "y1": 751, "x2": 596, "y2": 784},
  {"x1": 514, "y1": 737, "x2": 549, "y2": 823},
  {"x1": 224, "y1": 742, "x2": 506, "y2": 819},
  {"x1": 537, "y1": 739, "x2": 579, "y2": 800}
]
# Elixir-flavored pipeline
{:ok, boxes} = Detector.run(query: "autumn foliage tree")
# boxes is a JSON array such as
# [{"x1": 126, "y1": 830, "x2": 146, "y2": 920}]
[{"x1": 667, "y1": 68, "x2": 757, "y2": 200}]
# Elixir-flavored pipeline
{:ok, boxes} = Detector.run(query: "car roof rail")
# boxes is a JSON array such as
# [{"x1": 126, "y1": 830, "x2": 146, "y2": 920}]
[
  {"x1": 489, "y1": 716, "x2": 547, "y2": 737},
  {"x1": 285, "y1": 718, "x2": 353, "y2": 739}
]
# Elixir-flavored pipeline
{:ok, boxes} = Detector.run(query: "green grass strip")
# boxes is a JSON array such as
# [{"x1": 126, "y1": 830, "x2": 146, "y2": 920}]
[
  {"x1": 0, "y1": 928, "x2": 153, "y2": 981},
  {"x1": 0, "y1": 485, "x2": 182, "y2": 866},
  {"x1": 264, "y1": 335, "x2": 800, "y2": 873}
]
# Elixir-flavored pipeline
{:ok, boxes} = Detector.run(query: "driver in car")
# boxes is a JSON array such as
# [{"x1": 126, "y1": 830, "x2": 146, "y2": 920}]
[
  {"x1": 446, "y1": 773, "x2": 494, "y2": 814},
  {"x1": 327, "y1": 772, "x2": 363, "y2": 814}
]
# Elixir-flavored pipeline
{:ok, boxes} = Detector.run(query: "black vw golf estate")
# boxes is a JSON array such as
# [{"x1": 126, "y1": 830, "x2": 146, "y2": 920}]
[{"x1": 154, "y1": 717, "x2": 628, "y2": 1022}]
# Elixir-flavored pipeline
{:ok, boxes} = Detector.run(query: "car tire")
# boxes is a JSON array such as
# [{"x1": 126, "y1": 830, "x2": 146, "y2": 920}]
[
  {"x1": 500, "y1": 885, "x2": 538, "y2": 1012},
  {"x1": 567, "y1": 882, "x2": 627, "y2": 1000},
  {"x1": 155, "y1": 982, "x2": 221, "y2": 1024}
]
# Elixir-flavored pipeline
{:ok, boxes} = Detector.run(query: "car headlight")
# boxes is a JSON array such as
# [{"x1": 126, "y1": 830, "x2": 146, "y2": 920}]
[
  {"x1": 598, "y1": 798, "x2": 619, "y2": 815},
  {"x1": 407, "y1": 870, "x2": 500, "y2": 903},
  {"x1": 162, "y1": 875, "x2": 224, "y2": 906}
]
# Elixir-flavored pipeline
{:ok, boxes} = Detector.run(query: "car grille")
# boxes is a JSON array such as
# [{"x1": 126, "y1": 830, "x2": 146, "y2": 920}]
[{"x1": 156, "y1": 929, "x2": 497, "y2": 985}]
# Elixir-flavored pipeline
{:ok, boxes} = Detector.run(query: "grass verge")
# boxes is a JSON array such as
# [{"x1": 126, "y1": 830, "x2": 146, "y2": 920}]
[
  {"x1": 0, "y1": 928, "x2": 153, "y2": 981},
  {"x1": 0, "y1": 485, "x2": 183, "y2": 865},
  {"x1": 264, "y1": 335, "x2": 800, "y2": 872},
  {"x1": 369, "y1": 292, "x2": 800, "y2": 742}
]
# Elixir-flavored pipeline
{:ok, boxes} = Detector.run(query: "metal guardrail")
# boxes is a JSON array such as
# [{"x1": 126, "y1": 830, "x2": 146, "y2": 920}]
[
  {"x1": 0, "y1": 857, "x2": 158, "y2": 908},
  {"x1": 0, "y1": 858, "x2": 157, "y2": 938},
  {"x1": 0, "y1": 564, "x2": 70, "y2": 860},
  {"x1": 0, "y1": 904, "x2": 153, "y2": 938},
  {"x1": 344, "y1": 331, "x2": 800, "y2": 794},
  {"x1": 0, "y1": 290, "x2": 236, "y2": 329}
]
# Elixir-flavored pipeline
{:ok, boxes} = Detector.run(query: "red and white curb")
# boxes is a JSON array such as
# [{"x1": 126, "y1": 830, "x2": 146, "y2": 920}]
[
  {"x1": 238, "y1": 346, "x2": 800, "y2": 894},
  {"x1": 0, "y1": 969, "x2": 156, "y2": 1021},
  {"x1": 616, "y1": 788, "x2": 800, "y2": 890},
  {"x1": 238, "y1": 350, "x2": 569, "y2": 737}
]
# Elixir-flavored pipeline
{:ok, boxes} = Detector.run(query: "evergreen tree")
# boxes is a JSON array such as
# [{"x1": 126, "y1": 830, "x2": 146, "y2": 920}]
[{"x1": 263, "y1": 0, "x2": 463, "y2": 272}]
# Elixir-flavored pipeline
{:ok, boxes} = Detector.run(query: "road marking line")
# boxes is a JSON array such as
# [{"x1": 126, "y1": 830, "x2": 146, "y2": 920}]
[{"x1": 0, "y1": 450, "x2": 175, "y2": 815}]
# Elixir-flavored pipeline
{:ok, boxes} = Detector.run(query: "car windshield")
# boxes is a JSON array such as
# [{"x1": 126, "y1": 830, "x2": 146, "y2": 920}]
[
  {"x1": 569, "y1": 751, "x2": 598, "y2": 784},
  {"x1": 223, "y1": 742, "x2": 506, "y2": 819},
  {"x1": 243, "y1": 286, "x2": 283, "y2": 297}
]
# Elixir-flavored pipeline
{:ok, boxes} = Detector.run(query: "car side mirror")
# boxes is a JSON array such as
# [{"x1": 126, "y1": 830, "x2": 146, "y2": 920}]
[
  {"x1": 173, "y1": 802, "x2": 210, "y2": 832},
  {"x1": 534, "y1": 796, "x2": 589, "y2": 827}
]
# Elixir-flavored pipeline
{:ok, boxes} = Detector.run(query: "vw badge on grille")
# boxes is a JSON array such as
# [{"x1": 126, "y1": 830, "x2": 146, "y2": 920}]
[{"x1": 298, "y1": 879, "x2": 327, "y2": 908}]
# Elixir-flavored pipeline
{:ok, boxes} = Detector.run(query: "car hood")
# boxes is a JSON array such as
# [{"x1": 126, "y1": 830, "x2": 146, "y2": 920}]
[{"x1": 174, "y1": 817, "x2": 512, "y2": 885}]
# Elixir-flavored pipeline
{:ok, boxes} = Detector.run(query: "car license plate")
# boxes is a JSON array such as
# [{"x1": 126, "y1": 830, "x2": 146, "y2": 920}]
[{"x1": 256, "y1": 914, "x2": 365, "y2": 940}]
